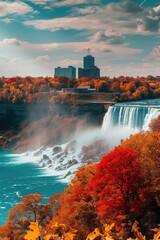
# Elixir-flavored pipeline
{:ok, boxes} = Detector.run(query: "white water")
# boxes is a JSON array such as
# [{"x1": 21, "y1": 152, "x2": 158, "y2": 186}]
[
  {"x1": 19, "y1": 126, "x2": 136, "y2": 183},
  {"x1": 102, "y1": 103, "x2": 160, "y2": 131},
  {"x1": 143, "y1": 108, "x2": 160, "y2": 130},
  {"x1": 19, "y1": 99, "x2": 160, "y2": 183}
]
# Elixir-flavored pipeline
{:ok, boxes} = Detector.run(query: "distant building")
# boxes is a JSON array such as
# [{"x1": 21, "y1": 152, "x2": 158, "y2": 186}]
[
  {"x1": 83, "y1": 55, "x2": 95, "y2": 69},
  {"x1": 89, "y1": 66, "x2": 100, "y2": 78},
  {"x1": 54, "y1": 66, "x2": 76, "y2": 79},
  {"x1": 78, "y1": 54, "x2": 100, "y2": 78},
  {"x1": 78, "y1": 68, "x2": 89, "y2": 78},
  {"x1": 62, "y1": 86, "x2": 96, "y2": 93},
  {"x1": 78, "y1": 66, "x2": 100, "y2": 78}
]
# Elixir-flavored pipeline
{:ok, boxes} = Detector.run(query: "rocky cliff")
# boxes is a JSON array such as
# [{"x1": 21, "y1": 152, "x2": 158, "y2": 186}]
[{"x1": 0, "y1": 103, "x2": 107, "y2": 152}]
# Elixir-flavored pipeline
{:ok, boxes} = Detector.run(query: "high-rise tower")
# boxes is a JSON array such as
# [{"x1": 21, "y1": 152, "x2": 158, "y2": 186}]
[
  {"x1": 78, "y1": 54, "x2": 100, "y2": 78},
  {"x1": 83, "y1": 55, "x2": 95, "y2": 69}
]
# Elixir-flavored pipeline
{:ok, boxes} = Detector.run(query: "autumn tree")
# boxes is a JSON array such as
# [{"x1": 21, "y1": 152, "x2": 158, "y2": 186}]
[
  {"x1": 0, "y1": 76, "x2": 160, "y2": 103},
  {"x1": 121, "y1": 131, "x2": 160, "y2": 207},
  {"x1": 50, "y1": 164, "x2": 100, "y2": 240},
  {"x1": 149, "y1": 115, "x2": 160, "y2": 132},
  {"x1": 97, "y1": 81, "x2": 109, "y2": 92},
  {"x1": 88, "y1": 148, "x2": 150, "y2": 228},
  {"x1": 0, "y1": 193, "x2": 51, "y2": 240}
]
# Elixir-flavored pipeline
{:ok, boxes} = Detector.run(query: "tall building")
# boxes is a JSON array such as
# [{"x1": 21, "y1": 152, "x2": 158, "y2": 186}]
[
  {"x1": 54, "y1": 66, "x2": 76, "y2": 79},
  {"x1": 78, "y1": 54, "x2": 100, "y2": 78},
  {"x1": 83, "y1": 55, "x2": 95, "y2": 69}
]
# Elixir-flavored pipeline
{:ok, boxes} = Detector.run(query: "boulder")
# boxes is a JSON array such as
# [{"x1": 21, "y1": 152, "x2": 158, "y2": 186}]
[
  {"x1": 43, "y1": 154, "x2": 50, "y2": 160},
  {"x1": 53, "y1": 146, "x2": 62, "y2": 154},
  {"x1": 48, "y1": 159, "x2": 52, "y2": 165},
  {"x1": 68, "y1": 159, "x2": 78, "y2": 167},
  {"x1": 72, "y1": 159, "x2": 78, "y2": 165},
  {"x1": 56, "y1": 153, "x2": 63, "y2": 159},
  {"x1": 64, "y1": 171, "x2": 71, "y2": 178}
]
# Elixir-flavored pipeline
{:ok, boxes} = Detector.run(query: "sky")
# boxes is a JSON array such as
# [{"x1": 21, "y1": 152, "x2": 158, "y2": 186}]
[{"x1": 0, "y1": 0, "x2": 159, "y2": 77}]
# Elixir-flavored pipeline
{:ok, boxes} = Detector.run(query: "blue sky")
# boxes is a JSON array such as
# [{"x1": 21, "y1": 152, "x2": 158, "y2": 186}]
[{"x1": 0, "y1": 0, "x2": 159, "y2": 77}]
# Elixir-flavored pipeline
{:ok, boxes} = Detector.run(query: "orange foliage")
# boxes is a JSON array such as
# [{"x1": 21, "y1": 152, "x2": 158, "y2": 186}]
[
  {"x1": 0, "y1": 193, "x2": 52, "y2": 240},
  {"x1": 149, "y1": 115, "x2": 160, "y2": 132},
  {"x1": 50, "y1": 164, "x2": 99, "y2": 240},
  {"x1": 24, "y1": 221, "x2": 41, "y2": 240},
  {"x1": 121, "y1": 132, "x2": 160, "y2": 207},
  {"x1": 0, "y1": 131, "x2": 160, "y2": 239},
  {"x1": 0, "y1": 76, "x2": 160, "y2": 103}
]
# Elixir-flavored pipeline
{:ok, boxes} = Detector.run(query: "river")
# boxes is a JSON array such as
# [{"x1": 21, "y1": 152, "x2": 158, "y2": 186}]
[
  {"x1": 0, "y1": 150, "x2": 67, "y2": 225},
  {"x1": 0, "y1": 98, "x2": 160, "y2": 225}
]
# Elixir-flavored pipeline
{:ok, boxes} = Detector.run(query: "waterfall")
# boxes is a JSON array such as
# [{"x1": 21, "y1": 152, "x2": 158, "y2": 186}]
[{"x1": 102, "y1": 103, "x2": 160, "y2": 131}]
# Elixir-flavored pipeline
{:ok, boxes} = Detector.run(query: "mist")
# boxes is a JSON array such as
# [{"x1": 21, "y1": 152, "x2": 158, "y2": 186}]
[{"x1": 17, "y1": 114, "x2": 139, "y2": 183}]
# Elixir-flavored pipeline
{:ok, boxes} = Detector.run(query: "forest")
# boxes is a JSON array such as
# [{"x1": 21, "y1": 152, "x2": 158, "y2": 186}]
[
  {"x1": 0, "y1": 116, "x2": 160, "y2": 240},
  {"x1": 0, "y1": 76, "x2": 160, "y2": 104}
]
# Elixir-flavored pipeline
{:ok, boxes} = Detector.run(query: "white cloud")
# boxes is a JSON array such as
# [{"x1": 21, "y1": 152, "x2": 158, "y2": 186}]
[
  {"x1": 0, "y1": 38, "x2": 23, "y2": 47},
  {"x1": 60, "y1": 41, "x2": 142, "y2": 55},
  {"x1": 56, "y1": 58, "x2": 82, "y2": 67},
  {"x1": 0, "y1": 37, "x2": 142, "y2": 56},
  {"x1": 150, "y1": 46, "x2": 160, "y2": 61},
  {"x1": 36, "y1": 55, "x2": 50, "y2": 61},
  {"x1": 1, "y1": 18, "x2": 13, "y2": 24},
  {"x1": 0, "y1": 2, "x2": 33, "y2": 17},
  {"x1": 153, "y1": 5, "x2": 160, "y2": 13},
  {"x1": 55, "y1": 0, "x2": 100, "y2": 7},
  {"x1": 0, "y1": 38, "x2": 60, "y2": 51},
  {"x1": 35, "y1": 43, "x2": 61, "y2": 51},
  {"x1": 0, "y1": 55, "x2": 8, "y2": 62},
  {"x1": 0, "y1": 38, "x2": 157, "y2": 77},
  {"x1": 90, "y1": 30, "x2": 125, "y2": 45},
  {"x1": 137, "y1": 16, "x2": 160, "y2": 33},
  {"x1": 25, "y1": 0, "x2": 160, "y2": 35},
  {"x1": 25, "y1": 17, "x2": 100, "y2": 32},
  {"x1": 10, "y1": 58, "x2": 20, "y2": 62},
  {"x1": 74, "y1": 6, "x2": 102, "y2": 15},
  {"x1": 104, "y1": 62, "x2": 160, "y2": 77},
  {"x1": 29, "y1": 0, "x2": 100, "y2": 7}
]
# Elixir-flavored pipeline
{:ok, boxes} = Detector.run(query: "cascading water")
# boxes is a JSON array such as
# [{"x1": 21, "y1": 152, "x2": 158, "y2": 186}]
[
  {"x1": 2, "y1": 99, "x2": 160, "y2": 225},
  {"x1": 102, "y1": 100, "x2": 160, "y2": 131}
]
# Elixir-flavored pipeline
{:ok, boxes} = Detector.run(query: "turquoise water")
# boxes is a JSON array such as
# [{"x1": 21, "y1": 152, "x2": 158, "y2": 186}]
[
  {"x1": 1, "y1": 99, "x2": 160, "y2": 225},
  {"x1": 0, "y1": 149, "x2": 67, "y2": 225}
]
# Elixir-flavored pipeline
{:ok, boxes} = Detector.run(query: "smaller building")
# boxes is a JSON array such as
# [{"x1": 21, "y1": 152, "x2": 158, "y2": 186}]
[
  {"x1": 78, "y1": 66, "x2": 100, "y2": 79},
  {"x1": 62, "y1": 86, "x2": 96, "y2": 93},
  {"x1": 78, "y1": 68, "x2": 90, "y2": 78},
  {"x1": 89, "y1": 66, "x2": 100, "y2": 78},
  {"x1": 55, "y1": 66, "x2": 76, "y2": 79}
]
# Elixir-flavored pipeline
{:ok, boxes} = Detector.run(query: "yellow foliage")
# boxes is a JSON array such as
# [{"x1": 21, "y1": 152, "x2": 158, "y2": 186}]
[
  {"x1": 64, "y1": 229, "x2": 77, "y2": 240},
  {"x1": 24, "y1": 221, "x2": 42, "y2": 240},
  {"x1": 86, "y1": 223, "x2": 115, "y2": 240},
  {"x1": 132, "y1": 221, "x2": 146, "y2": 240},
  {"x1": 131, "y1": 222, "x2": 160, "y2": 240},
  {"x1": 86, "y1": 228, "x2": 101, "y2": 240},
  {"x1": 104, "y1": 223, "x2": 115, "y2": 234},
  {"x1": 43, "y1": 222, "x2": 77, "y2": 240},
  {"x1": 152, "y1": 227, "x2": 160, "y2": 240}
]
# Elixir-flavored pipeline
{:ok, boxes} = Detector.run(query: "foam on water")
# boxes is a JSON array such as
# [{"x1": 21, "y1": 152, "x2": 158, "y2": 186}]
[
  {"x1": 1, "y1": 99, "x2": 160, "y2": 224},
  {"x1": 17, "y1": 125, "x2": 137, "y2": 183},
  {"x1": 16, "y1": 99, "x2": 160, "y2": 183}
]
